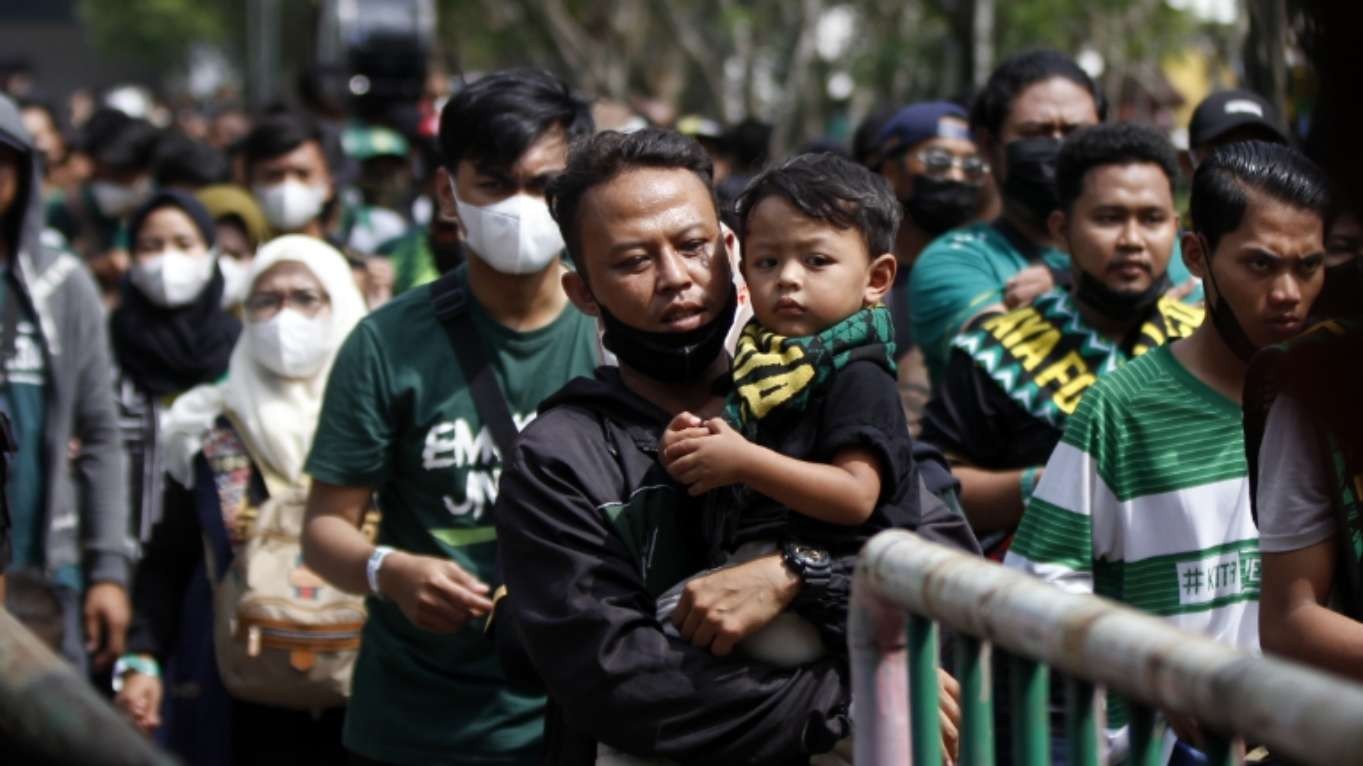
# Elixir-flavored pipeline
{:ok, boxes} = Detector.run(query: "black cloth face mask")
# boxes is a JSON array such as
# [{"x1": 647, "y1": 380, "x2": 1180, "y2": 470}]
[
  {"x1": 1198, "y1": 235, "x2": 1260, "y2": 362},
  {"x1": 1002, "y1": 137, "x2": 1063, "y2": 229},
  {"x1": 599, "y1": 281, "x2": 739, "y2": 383},
  {"x1": 904, "y1": 176, "x2": 981, "y2": 236},
  {"x1": 1074, "y1": 268, "x2": 1171, "y2": 323}
]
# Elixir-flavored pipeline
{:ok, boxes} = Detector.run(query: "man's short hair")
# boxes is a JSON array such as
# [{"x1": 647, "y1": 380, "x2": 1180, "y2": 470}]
[
  {"x1": 240, "y1": 111, "x2": 325, "y2": 171},
  {"x1": 437, "y1": 69, "x2": 593, "y2": 174},
  {"x1": 82, "y1": 108, "x2": 159, "y2": 172},
  {"x1": 1056, "y1": 123, "x2": 1178, "y2": 213},
  {"x1": 1190, "y1": 140, "x2": 1329, "y2": 255},
  {"x1": 734, "y1": 152, "x2": 901, "y2": 257},
  {"x1": 969, "y1": 49, "x2": 1107, "y2": 138},
  {"x1": 153, "y1": 132, "x2": 230, "y2": 188},
  {"x1": 547, "y1": 128, "x2": 715, "y2": 272}
]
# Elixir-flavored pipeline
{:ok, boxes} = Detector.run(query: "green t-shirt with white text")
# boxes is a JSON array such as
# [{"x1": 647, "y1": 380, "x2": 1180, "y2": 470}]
[{"x1": 306, "y1": 268, "x2": 599, "y2": 765}]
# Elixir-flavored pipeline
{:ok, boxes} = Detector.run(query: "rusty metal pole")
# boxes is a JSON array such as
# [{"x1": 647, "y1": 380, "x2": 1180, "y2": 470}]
[
  {"x1": 848, "y1": 571, "x2": 912, "y2": 765},
  {"x1": 0, "y1": 608, "x2": 177, "y2": 765},
  {"x1": 855, "y1": 529, "x2": 1363, "y2": 766}
]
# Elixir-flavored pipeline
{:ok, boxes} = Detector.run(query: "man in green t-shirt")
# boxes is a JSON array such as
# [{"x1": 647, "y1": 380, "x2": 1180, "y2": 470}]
[
  {"x1": 302, "y1": 70, "x2": 597, "y2": 766},
  {"x1": 1006, "y1": 140, "x2": 1328, "y2": 759},
  {"x1": 909, "y1": 50, "x2": 1103, "y2": 382},
  {"x1": 909, "y1": 50, "x2": 1203, "y2": 385},
  {"x1": 924, "y1": 124, "x2": 1201, "y2": 557}
]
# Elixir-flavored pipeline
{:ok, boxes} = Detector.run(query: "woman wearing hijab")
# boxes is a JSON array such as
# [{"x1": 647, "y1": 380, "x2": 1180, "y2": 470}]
[
  {"x1": 114, "y1": 235, "x2": 367, "y2": 765},
  {"x1": 111, "y1": 191, "x2": 242, "y2": 543},
  {"x1": 196, "y1": 183, "x2": 272, "y2": 310}
]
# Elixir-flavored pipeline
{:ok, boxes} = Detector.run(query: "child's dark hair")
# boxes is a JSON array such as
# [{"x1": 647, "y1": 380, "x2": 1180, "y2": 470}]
[
  {"x1": 1055, "y1": 123, "x2": 1178, "y2": 213},
  {"x1": 734, "y1": 152, "x2": 901, "y2": 256}
]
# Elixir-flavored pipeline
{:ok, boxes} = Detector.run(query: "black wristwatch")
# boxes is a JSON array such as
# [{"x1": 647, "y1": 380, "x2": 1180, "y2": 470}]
[{"x1": 781, "y1": 540, "x2": 832, "y2": 591}]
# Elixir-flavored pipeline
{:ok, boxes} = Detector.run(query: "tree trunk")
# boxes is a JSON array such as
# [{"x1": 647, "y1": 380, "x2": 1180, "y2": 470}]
[
  {"x1": 971, "y1": 0, "x2": 995, "y2": 89},
  {"x1": 1244, "y1": 0, "x2": 1287, "y2": 119}
]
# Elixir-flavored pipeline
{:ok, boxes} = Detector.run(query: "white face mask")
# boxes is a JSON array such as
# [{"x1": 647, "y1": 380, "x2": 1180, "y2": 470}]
[
  {"x1": 90, "y1": 177, "x2": 153, "y2": 218},
  {"x1": 452, "y1": 182, "x2": 564, "y2": 275},
  {"x1": 130, "y1": 249, "x2": 216, "y2": 308},
  {"x1": 254, "y1": 179, "x2": 329, "y2": 232},
  {"x1": 218, "y1": 257, "x2": 251, "y2": 309},
  {"x1": 249, "y1": 308, "x2": 331, "y2": 380}
]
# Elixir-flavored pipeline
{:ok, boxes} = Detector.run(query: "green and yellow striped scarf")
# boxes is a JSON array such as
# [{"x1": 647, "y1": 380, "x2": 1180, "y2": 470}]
[{"x1": 725, "y1": 306, "x2": 896, "y2": 438}]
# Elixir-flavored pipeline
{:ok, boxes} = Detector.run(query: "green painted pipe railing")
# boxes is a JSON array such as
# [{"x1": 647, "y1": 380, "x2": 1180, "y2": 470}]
[
  {"x1": 0, "y1": 607, "x2": 178, "y2": 765},
  {"x1": 849, "y1": 530, "x2": 1363, "y2": 765}
]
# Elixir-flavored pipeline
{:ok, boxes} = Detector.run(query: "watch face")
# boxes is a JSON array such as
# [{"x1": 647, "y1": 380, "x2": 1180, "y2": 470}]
[{"x1": 795, "y1": 545, "x2": 829, "y2": 564}]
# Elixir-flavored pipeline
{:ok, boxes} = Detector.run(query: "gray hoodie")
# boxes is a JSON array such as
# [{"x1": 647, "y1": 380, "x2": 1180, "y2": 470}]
[{"x1": 0, "y1": 95, "x2": 132, "y2": 587}]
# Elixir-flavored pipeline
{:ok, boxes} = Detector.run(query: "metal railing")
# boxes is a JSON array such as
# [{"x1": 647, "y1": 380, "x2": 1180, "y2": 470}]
[
  {"x1": 0, "y1": 607, "x2": 177, "y2": 765},
  {"x1": 850, "y1": 530, "x2": 1363, "y2": 765}
]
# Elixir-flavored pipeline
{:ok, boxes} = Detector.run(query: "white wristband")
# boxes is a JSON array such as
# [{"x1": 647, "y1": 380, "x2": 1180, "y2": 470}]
[{"x1": 367, "y1": 545, "x2": 395, "y2": 598}]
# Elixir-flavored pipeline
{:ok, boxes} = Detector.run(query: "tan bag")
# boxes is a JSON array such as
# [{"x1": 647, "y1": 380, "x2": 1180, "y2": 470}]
[{"x1": 206, "y1": 479, "x2": 368, "y2": 710}]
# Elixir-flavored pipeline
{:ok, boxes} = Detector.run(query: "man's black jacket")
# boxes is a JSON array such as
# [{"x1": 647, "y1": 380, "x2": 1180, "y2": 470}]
[{"x1": 493, "y1": 367, "x2": 978, "y2": 765}]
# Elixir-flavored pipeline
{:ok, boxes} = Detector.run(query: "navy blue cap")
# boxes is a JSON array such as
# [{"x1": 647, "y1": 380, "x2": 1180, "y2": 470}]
[{"x1": 876, "y1": 101, "x2": 972, "y2": 160}]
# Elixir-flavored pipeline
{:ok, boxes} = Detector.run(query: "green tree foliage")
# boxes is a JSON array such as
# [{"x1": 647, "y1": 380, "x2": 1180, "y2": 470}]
[{"x1": 77, "y1": 0, "x2": 234, "y2": 71}]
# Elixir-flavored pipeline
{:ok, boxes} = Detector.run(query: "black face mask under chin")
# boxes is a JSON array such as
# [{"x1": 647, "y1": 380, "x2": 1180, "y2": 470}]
[
  {"x1": 1201, "y1": 248, "x2": 1260, "y2": 363},
  {"x1": 599, "y1": 284, "x2": 739, "y2": 383},
  {"x1": 1002, "y1": 138, "x2": 1062, "y2": 229},
  {"x1": 1074, "y1": 268, "x2": 1171, "y2": 323}
]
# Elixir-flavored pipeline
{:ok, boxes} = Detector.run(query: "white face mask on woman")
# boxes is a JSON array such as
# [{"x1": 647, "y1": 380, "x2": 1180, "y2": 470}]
[
  {"x1": 452, "y1": 181, "x2": 564, "y2": 275},
  {"x1": 248, "y1": 308, "x2": 331, "y2": 379},
  {"x1": 254, "y1": 179, "x2": 329, "y2": 232},
  {"x1": 130, "y1": 249, "x2": 217, "y2": 308},
  {"x1": 217, "y1": 257, "x2": 251, "y2": 310}
]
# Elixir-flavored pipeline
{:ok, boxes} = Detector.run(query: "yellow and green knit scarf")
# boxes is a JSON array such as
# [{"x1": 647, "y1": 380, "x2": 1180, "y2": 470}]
[{"x1": 725, "y1": 305, "x2": 897, "y2": 438}]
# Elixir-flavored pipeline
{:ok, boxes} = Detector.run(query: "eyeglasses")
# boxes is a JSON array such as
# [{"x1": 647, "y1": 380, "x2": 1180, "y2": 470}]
[
  {"x1": 244, "y1": 289, "x2": 329, "y2": 320},
  {"x1": 912, "y1": 148, "x2": 990, "y2": 181}
]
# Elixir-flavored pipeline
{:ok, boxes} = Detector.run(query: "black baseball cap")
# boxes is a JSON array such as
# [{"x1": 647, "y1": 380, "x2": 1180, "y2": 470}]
[{"x1": 1188, "y1": 89, "x2": 1288, "y2": 148}]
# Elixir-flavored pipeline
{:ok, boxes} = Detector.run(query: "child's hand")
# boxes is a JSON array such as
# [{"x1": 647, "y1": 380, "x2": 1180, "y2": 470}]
[
  {"x1": 666, "y1": 418, "x2": 753, "y2": 495},
  {"x1": 660, "y1": 412, "x2": 709, "y2": 476}
]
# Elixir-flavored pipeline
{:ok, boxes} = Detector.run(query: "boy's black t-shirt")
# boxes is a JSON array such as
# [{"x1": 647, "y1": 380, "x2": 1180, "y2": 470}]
[
  {"x1": 721, "y1": 358, "x2": 921, "y2": 556},
  {"x1": 920, "y1": 346, "x2": 1063, "y2": 471}
]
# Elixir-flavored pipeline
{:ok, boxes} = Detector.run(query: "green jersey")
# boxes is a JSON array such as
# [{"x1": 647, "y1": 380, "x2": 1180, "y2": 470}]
[
  {"x1": 1006, "y1": 344, "x2": 1258, "y2": 730},
  {"x1": 910, "y1": 221, "x2": 1200, "y2": 383},
  {"x1": 306, "y1": 268, "x2": 599, "y2": 765}
]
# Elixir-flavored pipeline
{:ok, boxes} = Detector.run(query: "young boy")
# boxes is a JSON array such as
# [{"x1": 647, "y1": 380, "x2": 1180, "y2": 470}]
[{"x1": 660, "y1": 152, "x2": 919, "y2": 664}]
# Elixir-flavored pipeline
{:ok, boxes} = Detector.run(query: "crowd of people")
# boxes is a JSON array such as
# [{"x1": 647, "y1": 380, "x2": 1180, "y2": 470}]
[{"x1": 0, "y1": 41, "x2": 1360, "y2": 766}]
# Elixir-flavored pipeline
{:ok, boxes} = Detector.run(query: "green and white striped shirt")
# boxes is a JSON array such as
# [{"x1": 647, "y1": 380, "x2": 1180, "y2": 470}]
[{"x1": 1006, "y1": 343, "x2": 1259, "y2": 666}]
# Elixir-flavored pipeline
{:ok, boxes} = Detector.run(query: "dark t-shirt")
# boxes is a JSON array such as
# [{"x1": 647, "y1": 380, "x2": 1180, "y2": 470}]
[
  {"x1": 726, "y1": 359, "x2": 920, "y2": 555},
  {"x1": 920, "y1": 344, "x2": 1063, "y2": 471}
]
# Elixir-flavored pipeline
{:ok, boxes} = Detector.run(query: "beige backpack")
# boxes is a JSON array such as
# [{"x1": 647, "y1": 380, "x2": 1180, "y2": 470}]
[{"x1": 204, "y1": 472, "x2": 372, "y2": 711}]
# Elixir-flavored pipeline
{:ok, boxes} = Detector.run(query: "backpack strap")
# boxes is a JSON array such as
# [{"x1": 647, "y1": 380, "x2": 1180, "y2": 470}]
[
  {"x1": 194, "y1": 422, "x2": 261, "y2": 580},
  {"x1": 428, "y1": 273, "x2": 521, "y2": 488}
]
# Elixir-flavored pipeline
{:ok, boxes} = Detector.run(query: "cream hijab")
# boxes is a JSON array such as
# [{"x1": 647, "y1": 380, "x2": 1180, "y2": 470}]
[{"x1": 162, "y1": 235, "x2": 367, "y2": 487}]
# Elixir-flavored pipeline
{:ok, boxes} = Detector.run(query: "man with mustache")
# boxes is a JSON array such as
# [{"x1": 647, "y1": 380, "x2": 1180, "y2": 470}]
[
  {"x1": 1005, "y1": 140, "x2": 1328, "y2": 760},
  {"x1": 491, "y1": 128, "x2": 976, "y2": 764},
  {"x1": 907, "y1": 51, "x2": 1202, "y2": 387},
  {"x1": 923, "y1": 124, "x2": 1202, "y2": 558}
]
